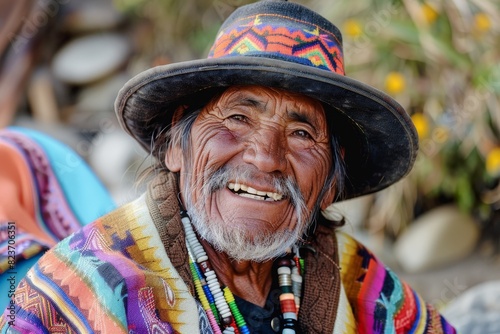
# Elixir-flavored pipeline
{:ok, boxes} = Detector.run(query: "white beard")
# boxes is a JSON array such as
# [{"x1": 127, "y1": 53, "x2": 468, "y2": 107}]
[{"x1": 181, "y1": 166, "x2": 312, "y2": 262}]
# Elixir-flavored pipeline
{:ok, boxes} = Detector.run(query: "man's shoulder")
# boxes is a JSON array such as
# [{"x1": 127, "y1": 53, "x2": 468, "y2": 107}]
[
  {"x1": 53, "y1": 193, "x2": 154, "y2": 255},
  {"x1": 333, "y1": 229, "x2": 457, "y2": 333},
  {"x1": 335, "y1": 229, "x2": 379, "y2": 257},
  {"x1": 28, "y1": 192, "x2": 172, "y2": 299},
  {"x1": 334, "y1": 229, "x2": 389, "y2": 280},
  {"x1": 334, "y1": 229, "x2": 396, "y2": 298},
  {"x1": 25, "y1": 193, "x2": 155, "y2": 280}
]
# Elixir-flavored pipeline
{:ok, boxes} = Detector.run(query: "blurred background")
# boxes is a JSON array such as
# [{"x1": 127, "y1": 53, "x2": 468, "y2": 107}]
[{"x1": 1, "y1": 0, "x2": 499, "y2": 331}]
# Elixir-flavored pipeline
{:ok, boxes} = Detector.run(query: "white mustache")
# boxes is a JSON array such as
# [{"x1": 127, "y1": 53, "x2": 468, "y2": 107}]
[{"x1": 202, "y1": 165, "x2": 305, "y2": 208}]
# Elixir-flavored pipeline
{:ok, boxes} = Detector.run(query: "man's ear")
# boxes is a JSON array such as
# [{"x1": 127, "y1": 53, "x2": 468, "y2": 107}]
[
  {"x1": 164, "y1": 105, "x2": 187, "y2": 172},
  {"x1": 164, "y1": 145, "x2": 182, "y2": 172},
  {"x1": 171, "y1": 104, "x2": 187, "y2": 125}
]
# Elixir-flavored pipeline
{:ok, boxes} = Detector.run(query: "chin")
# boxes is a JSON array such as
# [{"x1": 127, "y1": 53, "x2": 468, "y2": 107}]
[{"x1": 193, "y1": 216, "x2": 303, "y2": 262}]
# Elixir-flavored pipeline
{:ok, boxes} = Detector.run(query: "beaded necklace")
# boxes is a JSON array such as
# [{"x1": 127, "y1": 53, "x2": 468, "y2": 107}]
[{"x1": 181, "y1": 211, "x2": 304, "y2": 334}]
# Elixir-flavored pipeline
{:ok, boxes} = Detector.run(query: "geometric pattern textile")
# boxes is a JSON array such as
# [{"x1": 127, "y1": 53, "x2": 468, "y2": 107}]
[
  {"x1": 209, "y1": 13, "x2": 345, "y2": 75},
  {"x1": 337, "y1": 232, "x2": 456, "y2": 334}
]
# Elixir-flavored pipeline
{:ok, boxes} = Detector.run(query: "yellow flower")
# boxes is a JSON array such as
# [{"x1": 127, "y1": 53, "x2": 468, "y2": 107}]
[
  {"x1": 385, "y1": 72, "x2": 406, "y2": 94},
  {"x1": 411, "y1": 113, "x2": 429, "y2": 138},
  {"x1": 343, "y1": 19, "x2": 363, "y2": 38},
  {"x1": 474, "y1": 13, "x2": 491, "y2": 33},
  {"x1": 421, "y1": 3, "x2": 438, "y2": 24},
  {"x1": 486, "y1": 147, "x2": 500, "y2": 176}
]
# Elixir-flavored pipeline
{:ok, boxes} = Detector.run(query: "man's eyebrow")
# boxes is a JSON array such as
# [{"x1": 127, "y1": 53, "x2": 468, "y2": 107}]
[
  {"x1": 238, "y1": 97, "x2": 266, "y2": 111},
  {"x1": 288, "y1": 110, "x2": 317, "y2": 128}
]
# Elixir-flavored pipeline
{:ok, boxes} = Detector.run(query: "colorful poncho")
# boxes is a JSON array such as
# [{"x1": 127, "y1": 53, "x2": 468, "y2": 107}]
[
  {"x1": 0, "y1": 172, "x2": 456, "y2": 333},
  {"x1": 0, "y1": 127, "x2": 116, "y2": 312}
]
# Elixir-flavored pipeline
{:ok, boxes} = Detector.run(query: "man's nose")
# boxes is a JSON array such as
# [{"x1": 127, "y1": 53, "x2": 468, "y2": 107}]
[{"x1": 242, "y1": 129, "x2": 287, "y2": 173}]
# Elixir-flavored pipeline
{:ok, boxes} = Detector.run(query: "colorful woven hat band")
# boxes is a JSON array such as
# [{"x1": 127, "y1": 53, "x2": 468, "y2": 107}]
[{"x1": 208, "y1": 13, "x2": 345, "y2": 75}]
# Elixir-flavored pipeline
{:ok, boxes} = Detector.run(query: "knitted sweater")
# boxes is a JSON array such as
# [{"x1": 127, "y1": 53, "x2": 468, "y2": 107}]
[{"x1": 0, "y1": 172, "x2": 456, "y2": 333}]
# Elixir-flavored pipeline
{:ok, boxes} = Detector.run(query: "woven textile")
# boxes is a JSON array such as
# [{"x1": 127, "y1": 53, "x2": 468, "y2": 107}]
[
  {"x1": 1, "y1": 193, "x2": 199, "y2": 333},
  {"x1": 336, "y1": 232, "x2": 456, "y2": 334},
  {"x1": 0, "y1": 127, "x2": 116, "y2": 270},
  {"x1": 0, "y1": 173, "x2": 456, "y2": 333},
  {"x1": 209, "y1": 13, "x2": 344, "y2": 74},
  {"x1": 0, "y1": 127, "x2": 116, "y2": 312}
]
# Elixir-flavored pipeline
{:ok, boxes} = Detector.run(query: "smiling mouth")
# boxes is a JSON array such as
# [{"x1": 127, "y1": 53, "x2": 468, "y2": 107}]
[{"x1": 227, "y1": 182, "x2": 284, "y2": 201}]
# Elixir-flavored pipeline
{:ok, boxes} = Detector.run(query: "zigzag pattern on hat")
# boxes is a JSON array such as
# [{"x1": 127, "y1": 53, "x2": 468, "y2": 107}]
[{"x1": 209, "y1": 14, "x2": 345, "y2": 75}]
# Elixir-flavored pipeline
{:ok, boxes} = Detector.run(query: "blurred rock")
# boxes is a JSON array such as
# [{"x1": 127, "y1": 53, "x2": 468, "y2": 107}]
[
  {"x1": 61, "y1": 0, "x2": 125, "y2": 34},
  {"x1": 442, "y1": 280, "x2": 500, "y2": 333},
  {"x1": 70, "y1": 72, "x2": 130, "y2": 128},
  {"x1": 394, "y1": 205, "x2": 480, "y2": 273},
  {"x1": 52, "y1": 33, "x2": 131, "y2": 85},
  {"x1": 28, "y1": 67, "x2": 60, "y2": 124},
  {"x1": 77, "y1": 72, "x2": 129, "y2": 114},
  {"x1": 88, "y1": 129, "x2": 149, "y2": 204}
]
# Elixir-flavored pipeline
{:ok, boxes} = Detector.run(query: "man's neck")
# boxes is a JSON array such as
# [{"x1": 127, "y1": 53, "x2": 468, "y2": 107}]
[{"x1": 200, "y1": 238, "x2": 274, "y2": 307}]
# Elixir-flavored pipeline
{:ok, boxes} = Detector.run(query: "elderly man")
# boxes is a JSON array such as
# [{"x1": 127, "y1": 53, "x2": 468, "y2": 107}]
[{"x1": 1, "y1": 1, "x2": 456, "y2": 333}]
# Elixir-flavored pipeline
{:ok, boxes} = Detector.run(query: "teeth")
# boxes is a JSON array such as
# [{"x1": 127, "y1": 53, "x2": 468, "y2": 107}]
[
  {"x1": 239, "y1": 193, "x2": 264, "y2": 200},
  {"x1": 227, "y1": 182, "x2": 283, "y2": 201},
  {"x1": 268, "y1": 192, "x2": 283, "y2": 201}
]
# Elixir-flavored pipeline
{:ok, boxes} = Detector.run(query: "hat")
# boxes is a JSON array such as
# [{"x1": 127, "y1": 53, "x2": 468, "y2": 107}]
[{"x1": 115, "y1": 0, "x2": 418, "y2": 201}]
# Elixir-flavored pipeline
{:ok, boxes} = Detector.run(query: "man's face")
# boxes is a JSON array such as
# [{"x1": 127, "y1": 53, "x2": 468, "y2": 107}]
[{"x1": 167, "y1": 85, "x2": 334, "y2": 261}]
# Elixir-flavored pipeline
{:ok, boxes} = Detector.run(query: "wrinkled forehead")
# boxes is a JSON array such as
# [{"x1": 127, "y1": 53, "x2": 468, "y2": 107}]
[{"x1": 203, "y1": 85, "x2": 328, "y2": 126}]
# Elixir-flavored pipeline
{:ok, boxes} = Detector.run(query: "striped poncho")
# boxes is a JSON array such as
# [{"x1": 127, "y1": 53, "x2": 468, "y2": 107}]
[
  {"x1": 0, "y1": 127, "x2": 116, "y2": 312},
  {"x1": 0, "y1": 172, "x2": 456, "y2": 333}
]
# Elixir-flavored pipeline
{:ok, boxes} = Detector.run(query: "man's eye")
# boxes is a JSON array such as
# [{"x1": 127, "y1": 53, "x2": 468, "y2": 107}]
[
  {"x1": 293, "y1": 129, "x2": 312, "y2": 138},
  {"x1": 229, "y1": 114, "x2": 247, "y2": 122}
]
